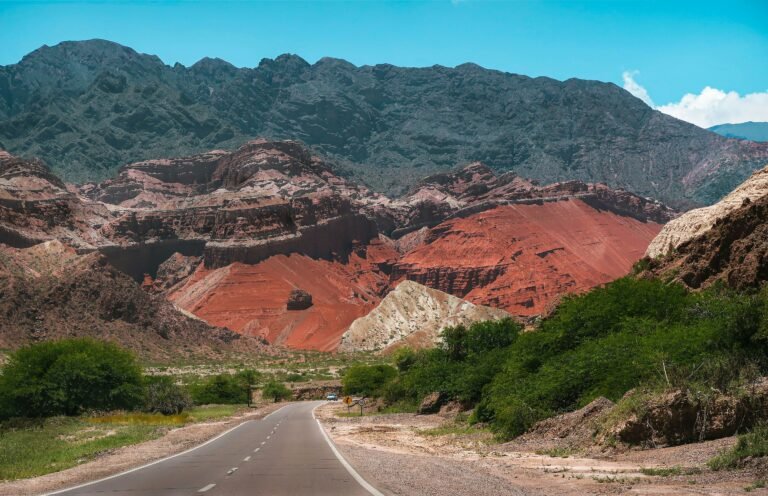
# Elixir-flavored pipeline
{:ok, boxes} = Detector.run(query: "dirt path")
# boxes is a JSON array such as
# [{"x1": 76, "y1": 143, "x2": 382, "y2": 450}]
[
  {"x1": 0, "y1": 403, "x2": 285, "y2": 496},
  {"x1": 316, "y1": 404, "x2": 767, "y2": 495}
]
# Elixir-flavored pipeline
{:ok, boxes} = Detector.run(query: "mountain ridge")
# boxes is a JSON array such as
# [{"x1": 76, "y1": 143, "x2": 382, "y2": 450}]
[{"x1": 3, "y1": 39, "x2": 768, "y2": 208}]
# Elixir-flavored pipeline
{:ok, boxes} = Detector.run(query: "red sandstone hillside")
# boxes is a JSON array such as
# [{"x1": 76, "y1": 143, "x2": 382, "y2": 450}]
[{"x1": 0, "y1": 141, "x2": 671, "y2": 351}]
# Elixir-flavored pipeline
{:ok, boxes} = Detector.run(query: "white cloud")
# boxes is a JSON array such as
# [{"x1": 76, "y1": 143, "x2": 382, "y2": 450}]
[
  {"x1": 622, "y1": 70, "x2": 768, "y2": 128},
  {"x1": 657, "y1": 88, "x2": 768, "y2": 128},
  {"x1": 622, "y1": 71, "x2": 654, "y2": 107}
]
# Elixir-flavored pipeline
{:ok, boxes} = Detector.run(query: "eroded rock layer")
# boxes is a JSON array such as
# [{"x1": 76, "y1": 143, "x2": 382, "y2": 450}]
[
  {"x1": 646, "y1": 164, "x2": 768, "y2": 258},
  {"x1": 0, "y1": 141, "x2": 669, "y2": 351},
  {"x1": 0, "y1": 240, "x2": 265, "y2": 360},
  {"x1": 339, "y1": 280, "x2": 511, "y2": 353},
  {"x1": 393, "y1": 199, "x2": 663, "y2": 316}
]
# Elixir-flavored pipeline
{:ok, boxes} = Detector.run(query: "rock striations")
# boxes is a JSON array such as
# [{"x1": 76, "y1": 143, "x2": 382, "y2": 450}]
[
  {"x1": 646, "y1": 164, "x2": 768, "y2": 258},
  {"x1": 644, "y1": 166, "x2": 768, "y2": 290},
  {"x1": 0, "y1": 140, "x2": 669, "y2": 351},
  {"x1": 339, "y1": 280, "x2": 511, "y2": 353}
]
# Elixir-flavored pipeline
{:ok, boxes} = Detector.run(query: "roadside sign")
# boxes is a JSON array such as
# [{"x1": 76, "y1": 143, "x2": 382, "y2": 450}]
[{"x1": 343, "y1": 396, "x2": 352, "y2": 405}]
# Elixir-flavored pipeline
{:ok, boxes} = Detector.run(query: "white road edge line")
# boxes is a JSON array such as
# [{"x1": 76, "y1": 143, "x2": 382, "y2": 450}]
[
  {"x1": 312, "y1": 403, "x2": 385, "y2": 496},
  {"x1": 198, "y1": 483, "x2": 216, "y2": 492},
  {"x1": 44, "y1": 404, "x2": 292, "y2": 496}
]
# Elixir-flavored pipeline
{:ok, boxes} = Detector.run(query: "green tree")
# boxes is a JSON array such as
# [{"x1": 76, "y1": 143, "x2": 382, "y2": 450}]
[
  {"x1": 261, "y1": 381, "x2": 292, "y2": 403},
  {"x1": 143, "y1": 376, "x2": 192, "y2": 415},
  {"x1": 0, "y1": 339, "x2": 143, "y2": 418},
  {"x1": 342, "y1": 364, "x2": 397, "y2": 397},
  {"x1": 191, "y1": 374, "x2": 247, "y2": 405}
]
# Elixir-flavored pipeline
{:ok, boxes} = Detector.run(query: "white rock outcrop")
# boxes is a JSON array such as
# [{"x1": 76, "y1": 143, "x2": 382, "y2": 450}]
[
  {"x1": 338, "y1": 280, "x2": 511, "y2": 353},
  {"x1": 646, "y1": 165, "x2": 768, "y2": 258}
]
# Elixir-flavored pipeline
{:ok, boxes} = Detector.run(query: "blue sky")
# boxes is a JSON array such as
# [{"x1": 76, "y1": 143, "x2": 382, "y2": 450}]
[{"x1": 1, "y1": 0, "x2": 767, "y2": 125}]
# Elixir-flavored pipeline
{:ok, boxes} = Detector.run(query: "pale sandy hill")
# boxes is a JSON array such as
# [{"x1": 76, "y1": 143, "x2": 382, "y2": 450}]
[{"x1": 339, "y1": 280, "x2": 510, "y2": 353}]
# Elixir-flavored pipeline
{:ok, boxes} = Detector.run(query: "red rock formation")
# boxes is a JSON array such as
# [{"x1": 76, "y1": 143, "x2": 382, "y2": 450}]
[
  {"x1": 168, "y1": 238, "x2": 397, "y2": 351},
  {"x1": 0, "y1": 142, "x2": 671, "y2": 352},
  {"x1": 392, "y1": 199, "x2": 663, "y2": 315}
]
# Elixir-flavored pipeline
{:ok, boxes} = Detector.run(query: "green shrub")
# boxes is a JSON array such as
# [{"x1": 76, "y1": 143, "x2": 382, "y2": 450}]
[
  {"x1": 191, "y1": 375, "x2": 245, "y2": 405},
  {"x1": 342, "y1": 364, "x2": 397, "y2": 397},
  {"x1": 0, "y1": 339, "x2": 143, "y2": 419},
  {"x1": 393, "y1": 278, "x2": 768, "y2": 440},
  {"x1": 261, "y1": 381, "x2": 292, "y2": 402},
  {"x1": 143, "y1": 376, "x2": 192, "y2": 415},
  {"x1": 709, "y1": 424, "x2": 768, "y2": 470}
]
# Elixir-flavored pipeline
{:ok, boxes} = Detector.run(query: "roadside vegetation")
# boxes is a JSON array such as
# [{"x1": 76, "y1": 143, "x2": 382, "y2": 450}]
[
  {"x1": 343, "y1": 278, "x2": 768, "y2": 445},
  {"x1": 0, "y1": 405, "x2": 244, "y2": 480}
]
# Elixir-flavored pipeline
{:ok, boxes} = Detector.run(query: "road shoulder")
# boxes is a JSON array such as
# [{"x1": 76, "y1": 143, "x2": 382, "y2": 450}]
[{"x1": 0, "y1": 403, "x2": 285, "y2": 496}]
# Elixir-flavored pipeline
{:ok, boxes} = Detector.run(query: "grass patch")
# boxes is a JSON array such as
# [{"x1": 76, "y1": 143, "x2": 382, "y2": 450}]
[
  {"x1": 709, "y1": 424, "x2": 768, "y2": 470},
  {"x1": 88, "y1": 412, "x2": 189, "y2": 425},
  {"x1": 640, "y1": 466, "x2": 682, "y2": 477},
  {"x1": 746, "y1": 480, "x2": 766, "y2": 492},
  {"x1": 186, "y1": 404, "x2": 244, "y2": 422},
  {"x1": 0, "y1": 416, "x2": 163, "y2": 480},
  {"x1": 536, "y1": 447, "x2": 576, "y2": 458},
  {"x1": 0, "y1": 405, "x2": 244, "y2": 481}
]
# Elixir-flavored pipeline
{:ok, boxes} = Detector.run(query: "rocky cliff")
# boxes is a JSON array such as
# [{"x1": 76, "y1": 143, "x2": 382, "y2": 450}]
[
  {"x1": 3, "y1": 40, "x2": 768, "y2": 207},
  {"x1": 339, "y1": 280, "x2": 511, "y2": 353},
  {"x1": 0, "y1": 140, "x2": 668, "y2": 351},
  {"x1": 644, "y1": 194, "x2": 768, "y2": 290},
  {"x1": 392, "y1": 199, "x2": 663, "y2": 316},
  {"x1": 0, "y1": 240, "x2": 264, "y2": 360},
  {"x1": 646, "y1": 164, "x2": 768, "y2": 258}
]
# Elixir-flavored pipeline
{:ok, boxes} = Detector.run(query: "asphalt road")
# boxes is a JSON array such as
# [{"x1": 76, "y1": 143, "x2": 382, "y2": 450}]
[{"x1": 49, "y1": 401, "x2": 380, "y2": 496}]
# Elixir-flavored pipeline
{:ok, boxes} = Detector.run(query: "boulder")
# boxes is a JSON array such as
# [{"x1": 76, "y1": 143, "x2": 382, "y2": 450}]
[{"x1": 287, "y1": 289, "x2": 313, "y2": 310}]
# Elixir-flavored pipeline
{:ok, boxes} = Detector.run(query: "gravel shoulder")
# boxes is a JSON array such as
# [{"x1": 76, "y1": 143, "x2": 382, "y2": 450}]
[
  {"x1": 0, "y1": 403, "x2": 285, "y2": 496},
  {"x1": 316, "y1": 404, "x2": 768, "y2": 496}
]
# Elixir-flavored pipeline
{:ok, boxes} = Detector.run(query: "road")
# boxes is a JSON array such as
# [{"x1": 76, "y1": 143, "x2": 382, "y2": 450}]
[{"x1": 49, "y1": 401, "x2": 381, "y2": 496}]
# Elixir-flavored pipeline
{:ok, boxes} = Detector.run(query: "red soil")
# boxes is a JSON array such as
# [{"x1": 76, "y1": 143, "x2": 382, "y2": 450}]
[
  {"x1": 169, "y1": 239, "x2": 396, "y2": 351},
  {"x1": 392, "y1": 199, "x2": 662, "y2": 315}
]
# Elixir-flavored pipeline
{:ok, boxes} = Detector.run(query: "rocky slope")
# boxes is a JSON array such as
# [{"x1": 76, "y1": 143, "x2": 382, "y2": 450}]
[
  {"x1": 339, "y1": 280, "x2": 510, "y2": 353},
  {"x1": 392, "y1": 199, "x2": 664, "y2": 316},
  {"x1": 3, "y1": 40, "x2": 768, "y2": 207},
  {"x1": 644, "y1": 194, "x2": 768, "y2": 290},
  {"x1": 646, "y1": 165, "x2": 768, "y2": 258},
  {"x1": 0, "y1": 240, "x2": 263, "y2": 360},
  {"x1": 0, "y1": 140, "x2": 667, "y2": 351}
]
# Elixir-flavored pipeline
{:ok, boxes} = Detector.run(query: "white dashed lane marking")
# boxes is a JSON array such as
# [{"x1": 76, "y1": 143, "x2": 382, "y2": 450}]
[
  {"x1": 198, "y1": 483, "x2": 216, "y2": 493},
  {"x1": 227, "y1": 467, "x2": 238, "y2": 475},
  {"x1": 243, "y1": 456, "x2": 251, "y2": 462}
]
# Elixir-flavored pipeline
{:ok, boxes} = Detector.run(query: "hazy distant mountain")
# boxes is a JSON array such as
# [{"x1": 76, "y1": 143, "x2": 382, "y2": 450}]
[
  {"x1": 1, "y1": 40, "x2": 767, "y2": 207},
  {"x1": 709, "y1": 122, "x2": 768, "y2": 142}
]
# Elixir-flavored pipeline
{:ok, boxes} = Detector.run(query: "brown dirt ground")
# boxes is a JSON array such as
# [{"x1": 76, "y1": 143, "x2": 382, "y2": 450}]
[{"x1": 316, "y1": 404, "x2": 768, "y2": 496}]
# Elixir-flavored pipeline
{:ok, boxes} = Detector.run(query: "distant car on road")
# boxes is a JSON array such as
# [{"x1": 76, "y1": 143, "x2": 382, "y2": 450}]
[{"x1": 326, "y1": 393, "x2": 338, "y2": 401}]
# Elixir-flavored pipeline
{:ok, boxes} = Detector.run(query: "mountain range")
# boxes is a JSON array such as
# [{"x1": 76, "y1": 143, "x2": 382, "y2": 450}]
[
  {"x1": 2, "y1": 40, "x2": 768, "y2": 209},
  {"x1": 709, "y1": 122, "x2": 768, "y2": 143}
]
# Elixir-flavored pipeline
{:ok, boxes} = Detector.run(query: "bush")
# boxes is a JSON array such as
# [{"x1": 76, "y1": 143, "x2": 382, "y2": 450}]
[
  {"x1": 342, "y1": 364, "x2": 397, "y2": 397},
  {"x1": 0, "y1": 339, "x2": 143, "y2": 419},
  {"x1": 709, "y1": 424, "x2": 768, "y2": 470},
  {"x1": 191, "y1": 375, "x2": 243, "y2": 405},
  {"x1": 190, "y1": 370, "x2": 258, "y2": 405},
  {"x1": 261, "y1": 381, "x2": 292, "y2": 402},
  {"x1": 143, "y1": 377, "x2": 192, "y2": 415},
  {"x1": 391, "y1": 278, "x2": 768, "y2": 440}
]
